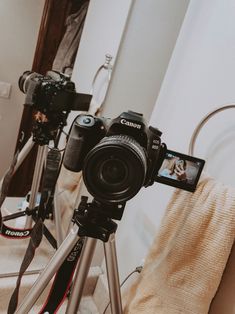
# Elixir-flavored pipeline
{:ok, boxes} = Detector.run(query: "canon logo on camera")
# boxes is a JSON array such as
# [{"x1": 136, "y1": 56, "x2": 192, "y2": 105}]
[{"x1": 120, "y1": 119, "x2": 141, "y2": 129}]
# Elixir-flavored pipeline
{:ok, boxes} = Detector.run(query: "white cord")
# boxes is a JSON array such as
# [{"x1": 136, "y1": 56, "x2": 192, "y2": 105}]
[{"x1": 102, "y1": 266, "x2": 143, "y2": 314}]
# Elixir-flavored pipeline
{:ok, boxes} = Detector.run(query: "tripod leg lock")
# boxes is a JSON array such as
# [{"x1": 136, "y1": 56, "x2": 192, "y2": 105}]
[{"x1": 25, "y1": 206, "x2": 38, "y2": 216}]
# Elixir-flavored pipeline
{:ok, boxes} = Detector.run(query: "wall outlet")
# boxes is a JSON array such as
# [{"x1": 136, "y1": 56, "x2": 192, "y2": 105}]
[{"x1": 0, "y1": 81, "x2": 11, "y2": 99}]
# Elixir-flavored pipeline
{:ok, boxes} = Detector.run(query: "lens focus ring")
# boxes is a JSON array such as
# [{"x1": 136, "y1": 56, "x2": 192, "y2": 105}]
[{"x1": 99, "y1": 135, "x2": 146, "y2": 161}]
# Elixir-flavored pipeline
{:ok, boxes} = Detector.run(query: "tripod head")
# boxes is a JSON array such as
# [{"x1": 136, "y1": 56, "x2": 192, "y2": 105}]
[
  {"x1": 74, "y1": 196, "x2": 126, "y2": 242},
  {"x1": 32, "y1": 111, "x2": 68, "y2": 145}
]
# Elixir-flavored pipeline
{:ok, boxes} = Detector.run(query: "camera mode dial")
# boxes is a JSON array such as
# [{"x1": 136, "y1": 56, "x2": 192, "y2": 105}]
[{"x1": 77, "y1": 115, "x2": 96, "y2": 127}]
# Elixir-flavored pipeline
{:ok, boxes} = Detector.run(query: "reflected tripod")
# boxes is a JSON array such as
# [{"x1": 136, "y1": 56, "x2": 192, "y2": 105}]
[
  {"x1": 2, "y1": 143, "x2": 47, "y2": 228},
  {"x1": 15, "y1": 196, "x2": 125, "y2": 314},
  {"x1": 0, "y1": 125, "x2": 63, "y2": 248}
]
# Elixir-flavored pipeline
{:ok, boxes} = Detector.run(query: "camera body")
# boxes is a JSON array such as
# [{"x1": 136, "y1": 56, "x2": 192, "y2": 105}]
[
  {"x1": 64, "y1": 111, "x2": 165, "y2": 204},
  {"x1": 64, "y1": 110, "x2": 205, "y2": 222},
  {"x1": 19, "y1": 71, "x2": 77, "y2": 115},
  {"x1": 19, "y1": 70, "x2": 91, "y2": 125},
  {"x1": 18, "y1": 70, "x2": 92, "y2": 145}
]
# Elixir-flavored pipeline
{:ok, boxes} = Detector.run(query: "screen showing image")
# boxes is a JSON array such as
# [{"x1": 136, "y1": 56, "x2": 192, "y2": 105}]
[{"x1": 156, "y1": 150, "x2": 205, "y2": 192}]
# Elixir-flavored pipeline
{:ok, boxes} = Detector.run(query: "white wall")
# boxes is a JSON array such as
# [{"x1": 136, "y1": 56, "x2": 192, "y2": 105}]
[
  {"x1": 0, "y1": 0, "x2": 45, "y2": 177},
  {"x1": 63, "y1": 0, "x2": 132, "y2": 132},
  {"x1": 136, "y1": 0, "x2": 235, "y2": 312},
  {"x1": 71, "y1": 0, "x2": 132, "y2": 94},
  {"x1": 102, "y1": 0, "x2": 189, "y2": 280},
  {"x1": 102, "y1": 0, "x2": 189, "y2": 121},
  {"x1": 148, "y1": 0, "x2": 235, "y2": 230}
]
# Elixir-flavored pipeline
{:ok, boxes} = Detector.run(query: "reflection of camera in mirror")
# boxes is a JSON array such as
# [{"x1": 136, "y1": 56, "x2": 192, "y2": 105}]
[
  {"x1": 18, "y1": 70, "x2": 92, "y2": 144},
  {"x1": 18, "y1": 70, "x2": 91, "y2": 118},
  {"x1": 63, "y1": 111, "x2": 205, "y2": 208}
]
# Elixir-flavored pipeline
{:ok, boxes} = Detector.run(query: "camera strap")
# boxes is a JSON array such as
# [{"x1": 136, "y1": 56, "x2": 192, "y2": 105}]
[
  {"x1": 39, "y1": 237, "x2": 85, "y2": 314},
  {"x1": 0, "y1": 149, "x2": 25, "y2": 236},
  {"x1": 0, "y1": 149, "x2": 19, "y2": 219},
  {"x1": 7, "y1": 218, "x2": 44, "y2": 314},
  {"x1": 38, "y1": 197, "x2": 88, "y2": 313},
  {"x1": 0, "y1": 224, "x2": 32, "y2": 239},
  {"x1": 8, "y1": 148, "x2": 62, "y2": 314}
]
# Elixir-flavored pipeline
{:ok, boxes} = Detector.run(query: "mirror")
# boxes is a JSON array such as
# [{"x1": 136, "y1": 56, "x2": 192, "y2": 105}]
[{"x1": 0, "y1": 0, "x2": 45, "y2": 178}]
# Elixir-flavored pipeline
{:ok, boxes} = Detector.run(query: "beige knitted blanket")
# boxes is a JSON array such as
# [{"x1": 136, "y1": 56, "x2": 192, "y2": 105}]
[{"x1": 124, "y1": 175, "x2": 235, "y2": 314}]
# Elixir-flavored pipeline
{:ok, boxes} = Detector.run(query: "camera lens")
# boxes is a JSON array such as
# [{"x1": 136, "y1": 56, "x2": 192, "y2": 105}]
[
  {"x1": 18, "y1": 71, "x2": 32, "y2": 93},
  {"x1": 100, "y1": 158, "x2": 128, "y2": 185},
  {"x1": 18, "y1": 71, "x2": 42, "y2": 94},
  {"x1": 83, "y1": 135, "x2": 147, "y2": 203}
]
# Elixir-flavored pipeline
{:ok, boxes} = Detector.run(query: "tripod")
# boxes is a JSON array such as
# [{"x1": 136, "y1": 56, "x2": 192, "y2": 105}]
[
  {"x1": 15, "y1": 197, "x2": 124, "y2": 314},
  {"x1": 2, "y1": 106, "x2": 75, "y2": 231},
  {"x1": 1, "y1": 136, "x2": 63, "y2": 246},
  {"x1": 0, "y1": 141, "x2": 53, "y2": 280}
]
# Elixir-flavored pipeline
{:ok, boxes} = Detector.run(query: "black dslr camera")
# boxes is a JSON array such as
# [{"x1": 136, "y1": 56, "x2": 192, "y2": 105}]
[
  {"x1": 64, "y1": 111, "x2": 205, "y2": 205},
  {"x1": 18, "y1": 70, "x2": 92, "y2": 145},
  {"x1": 19, "y1": 70, "x2": 91, "y2": 117}
]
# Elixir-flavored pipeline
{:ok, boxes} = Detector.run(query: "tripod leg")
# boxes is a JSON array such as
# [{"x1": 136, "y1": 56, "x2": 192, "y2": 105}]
[
  {"x1": 15, "y1": 225, "x2": 79, "y2": 314},
  {"x1": 53, "y1": 184, "x2": 64, "y2": 246},
  {"x1": 0, "y1": 136, "x2": 34, "y2": 190},
  {"x1": 65, "y1": 178, "x2": 83, "y2": 237},
  {"x1": 66, "y1": 237, "x2": 97, "y2": 314},
  {"x1": 104, "y1": 233, "x2": 123, "y2": 314},
  {"x1": 25, "y1": 145, "x2": 47, "y2": 229}
]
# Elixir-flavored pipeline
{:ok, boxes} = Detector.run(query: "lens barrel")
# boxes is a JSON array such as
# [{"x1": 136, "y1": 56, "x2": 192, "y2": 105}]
[
  {"x1": 83, "y1": 135, "x2": 147, "y2": 203},
  {"x1": 18, "y1": 71, "x2": 32, "y2": 93},
  {"x1": 18, "y1": 71, "x2": 42, "y2": 94}
]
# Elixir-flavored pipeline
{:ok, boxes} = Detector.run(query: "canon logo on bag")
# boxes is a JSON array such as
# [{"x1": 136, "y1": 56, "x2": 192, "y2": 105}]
[{"x1": 120, "y1": 118, "x2": 142, "y2": 129}]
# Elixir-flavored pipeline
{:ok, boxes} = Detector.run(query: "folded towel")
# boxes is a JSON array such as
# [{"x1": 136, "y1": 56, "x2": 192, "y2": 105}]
[
  {"x1": 124, "y1": 175, "x2": 235, "y2": 314},
  {"x1": 56, "y1": 165, "x2": 82, "y2": 232}
]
